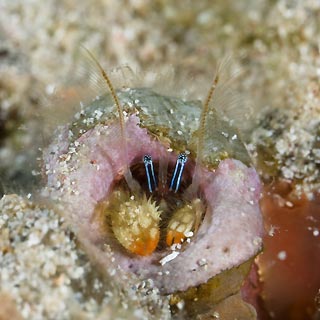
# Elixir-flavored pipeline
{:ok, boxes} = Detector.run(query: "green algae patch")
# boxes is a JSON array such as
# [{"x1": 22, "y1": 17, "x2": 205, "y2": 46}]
[{"x1": 69, "y1": 88, "x2": 251, "y2": 169}]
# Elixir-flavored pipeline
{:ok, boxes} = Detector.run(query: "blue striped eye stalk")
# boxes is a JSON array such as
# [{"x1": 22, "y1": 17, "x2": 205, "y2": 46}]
[
  {"x1": 143, "y1": 154, "x2": 157, "y2": 193},
  {"x1": 169, "y1": 153, "x2": 187, "y2": 193}
]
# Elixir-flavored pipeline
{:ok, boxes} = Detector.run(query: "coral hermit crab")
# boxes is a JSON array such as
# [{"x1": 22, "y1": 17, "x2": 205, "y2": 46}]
[{"x1": 43, "y1": 48, "x2": 263, "y2": 316}]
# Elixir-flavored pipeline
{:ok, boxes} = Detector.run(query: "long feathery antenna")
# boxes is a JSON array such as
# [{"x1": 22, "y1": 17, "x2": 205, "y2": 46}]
[
  {"x1": 196, "y1": 71, "x2": 220, "y2": 166},
  {"x1": 82, "y1": 46, "x2": 139, "y2": 193},
  {"x1": 187, "y1": 60, "x2": 225, "y2": 198}
]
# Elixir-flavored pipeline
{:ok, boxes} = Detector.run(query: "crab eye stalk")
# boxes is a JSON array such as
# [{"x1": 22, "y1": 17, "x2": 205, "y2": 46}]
[
  {"x1": 169, "y1": 153, "x2": 188, "y2": 193},
  {"x1": 143, "y1": 155, "x2": 157, "y2": 193}
]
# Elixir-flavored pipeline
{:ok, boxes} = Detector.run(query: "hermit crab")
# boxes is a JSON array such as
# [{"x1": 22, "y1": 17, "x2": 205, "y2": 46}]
[{"x1": 43, "y1": 48, "x2": 263, "y2": 318}]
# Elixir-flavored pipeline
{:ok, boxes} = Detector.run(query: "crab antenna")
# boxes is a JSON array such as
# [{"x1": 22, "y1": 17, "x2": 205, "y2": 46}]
[
  {"x1": 187, "y1": 64, "x2": 221, "y2": 197},
  {"x1": 83, "y1": 47, "x2": 139, "y2": 193}
]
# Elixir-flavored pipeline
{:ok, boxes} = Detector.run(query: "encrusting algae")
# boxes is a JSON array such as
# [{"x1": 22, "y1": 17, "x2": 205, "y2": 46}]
[{"x1": 41, "y1": 48, "x2": 263, "y2": 319}]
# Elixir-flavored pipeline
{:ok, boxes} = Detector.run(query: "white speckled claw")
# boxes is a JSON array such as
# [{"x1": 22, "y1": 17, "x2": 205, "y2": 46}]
[
  {"x1": 143, "y1": 155, "x2": 157, "y2": 193},
  {"x1": 169, "y1": 153, "x2": 187, "y2": 193}
]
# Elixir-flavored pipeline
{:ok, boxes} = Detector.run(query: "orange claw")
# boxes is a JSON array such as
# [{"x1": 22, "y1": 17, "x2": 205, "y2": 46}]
[
  {"x1": 129, "y1": 229, "x2": 160, "y2": 256},
  {"x1": 166, "y1": 230, "x2": 185, "y2": 246}
]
